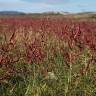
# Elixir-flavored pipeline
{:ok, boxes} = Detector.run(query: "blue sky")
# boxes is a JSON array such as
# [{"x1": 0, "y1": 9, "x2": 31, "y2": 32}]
[{"x1": 0, "y1": 0, "x2": 96, "y2": 13}]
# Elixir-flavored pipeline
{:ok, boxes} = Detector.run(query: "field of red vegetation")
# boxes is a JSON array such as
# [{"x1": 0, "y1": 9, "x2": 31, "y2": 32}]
[{"x1": 0, "y1": 16, "x2": 96, "y2": 96}]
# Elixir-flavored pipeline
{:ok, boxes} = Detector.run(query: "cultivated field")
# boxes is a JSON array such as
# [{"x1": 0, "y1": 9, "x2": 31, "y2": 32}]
[{"x1": 0, "y1": 15, "x2": 96, "y2": 96}]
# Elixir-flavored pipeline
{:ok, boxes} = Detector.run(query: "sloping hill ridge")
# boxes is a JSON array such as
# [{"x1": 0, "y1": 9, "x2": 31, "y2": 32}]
[
  {"x1": 0, "y1": 11, "x2": 96, "y2": 19},
  {"x1": 0, "y1": 11, "x2": 25, "y2": 15}
]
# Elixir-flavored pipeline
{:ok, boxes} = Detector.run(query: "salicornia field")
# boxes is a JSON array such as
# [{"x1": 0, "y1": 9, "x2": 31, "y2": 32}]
[{"x1": 0, "y1": 16, "x2": 96, "y2": 96}]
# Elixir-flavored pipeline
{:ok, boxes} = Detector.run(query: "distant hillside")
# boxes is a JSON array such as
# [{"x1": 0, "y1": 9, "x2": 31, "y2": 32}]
[
  {"x1": 0, "y1": 11, "x2": 96, "y2": 19},
  {"x1": 69, "y1": 12, "x2": 96, "y2": 18},
  {"x1": 0, "y1": 11, "x2": 25, "y2": 15},
  {"x1": 28, "y1": 11, "x2": 96, "y2": 18}
]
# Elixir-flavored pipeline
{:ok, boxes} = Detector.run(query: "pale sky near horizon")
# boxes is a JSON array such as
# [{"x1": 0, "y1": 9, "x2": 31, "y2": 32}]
[{"x1": 0, "y1": 0, "x2": 96, "y2": 13}]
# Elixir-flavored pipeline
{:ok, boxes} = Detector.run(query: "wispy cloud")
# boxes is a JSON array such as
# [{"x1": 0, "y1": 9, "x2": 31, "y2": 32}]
[
  {"x1": 0, "y1": 0, "x2": 96, "y2": 13},
  {"x1": 0, "y1": 0, "x2": 53, "y2": 12},
  {"x1": 21, "y1": 0, "x2": 69, "y2": 5}
]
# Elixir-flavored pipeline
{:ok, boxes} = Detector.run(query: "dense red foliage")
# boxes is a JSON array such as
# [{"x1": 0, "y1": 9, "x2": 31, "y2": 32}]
[
  {"x1": 0, "y1": 17, "x2": 96, "y2": 51},
  {"x1": 0, "y1": 17, "x2": 96, "y2": 64},
  {"x1": 0, "y1": 17, "x2": 96, "y2": 80}
]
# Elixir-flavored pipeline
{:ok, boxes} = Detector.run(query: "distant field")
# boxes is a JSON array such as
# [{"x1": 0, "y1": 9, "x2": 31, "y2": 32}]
[{"x1": 0, "y1": 15, "x2": 96, "y2": 96}]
